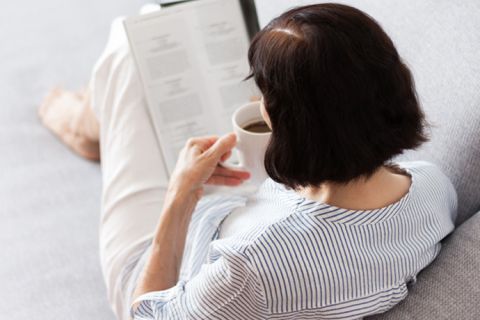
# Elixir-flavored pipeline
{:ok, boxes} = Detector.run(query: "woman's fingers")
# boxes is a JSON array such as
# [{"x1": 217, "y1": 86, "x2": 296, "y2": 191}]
[
  {"x1": 171, "y1": 133, "x2": 243, "y2": 192},
  {"x1": 213, "y1": 166, "x2": 250, "y2": 180},
  {"x1": 220, "y1": 150, "x2": 232, "y2": 162},
  {"x1": 205, "y1": 166, "x2": 251, "y2": 186},
  {"x1": 185, "y1": 135, "x2": 218, "y2": 152},
  {"x1": 203, "y1": 133, "x2": 236, "y2": 161},
  {"x1": 206, "y1": 175, "x2": 243, "y2": 186}
]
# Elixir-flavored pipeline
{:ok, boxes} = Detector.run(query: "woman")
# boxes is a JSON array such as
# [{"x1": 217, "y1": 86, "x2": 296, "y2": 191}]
[{"x1": 39, "y1": 3, "x2": 457, "y2": 319}]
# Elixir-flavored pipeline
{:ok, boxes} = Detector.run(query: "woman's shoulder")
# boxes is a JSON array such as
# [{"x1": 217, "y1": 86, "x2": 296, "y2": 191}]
[
  {"x1": 397, "y1": 160, "x2": 442, "y2": 171},
  {"x1": 397, "y1": 160, "x2": 458, "y2": 222},
  {"x1": 397, "y1": 160, "x2": 449, "y2": 180},
  {"x1": 214, "y1": 161, "x2": 458, "y2": 252},
  {"x1": 397, "y1": 161, "x2": 455, "y2": 196}
]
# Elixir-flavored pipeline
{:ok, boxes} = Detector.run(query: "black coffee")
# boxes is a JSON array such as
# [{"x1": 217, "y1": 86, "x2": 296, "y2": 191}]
[{"x1": 243, "y1": 120, "x2": 271, "y2": 133}]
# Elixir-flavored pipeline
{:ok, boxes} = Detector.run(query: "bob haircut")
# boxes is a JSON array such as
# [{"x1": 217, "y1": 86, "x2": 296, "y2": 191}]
[{"x1": 247, "y1": 3, "x2": 428, "y2": 190}]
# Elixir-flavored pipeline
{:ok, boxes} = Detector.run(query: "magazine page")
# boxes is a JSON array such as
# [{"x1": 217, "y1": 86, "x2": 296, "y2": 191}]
[{"x1": 124, "y1": 0, "x2": 258, "y2": 176}]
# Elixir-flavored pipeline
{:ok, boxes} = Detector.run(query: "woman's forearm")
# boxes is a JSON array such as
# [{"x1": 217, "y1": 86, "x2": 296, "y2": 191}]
[
  {"x1": 132, "y1": 187, "x2": 198, "y2": 301},
  {"x1": 131, "y1": 133, "x2": 248, "y2": 306}
]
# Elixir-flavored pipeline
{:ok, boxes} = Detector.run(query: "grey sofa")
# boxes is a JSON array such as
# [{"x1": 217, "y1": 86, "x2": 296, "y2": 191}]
[{"x1": 1, "y1": 0, "x2": 478, "y2": 319}]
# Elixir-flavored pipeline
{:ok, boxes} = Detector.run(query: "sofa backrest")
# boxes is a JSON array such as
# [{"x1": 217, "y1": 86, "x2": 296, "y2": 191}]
[{"x1": 256, "y1": 0, "x2": 480, "y2": 226}]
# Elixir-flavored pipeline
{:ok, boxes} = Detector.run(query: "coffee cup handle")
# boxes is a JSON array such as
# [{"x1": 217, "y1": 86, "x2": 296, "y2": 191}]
[
  {"x1": 218, "y1": 147, "x2": 245, "y2": 171},
  {"x1": 218, "y1": 160, "x2": 246, "y2": 172}
]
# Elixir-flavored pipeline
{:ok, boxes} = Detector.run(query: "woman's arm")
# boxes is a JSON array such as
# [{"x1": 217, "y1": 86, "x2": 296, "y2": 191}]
[{"x1": 132, "y1": 133, "x2": 249, "y2": 303}]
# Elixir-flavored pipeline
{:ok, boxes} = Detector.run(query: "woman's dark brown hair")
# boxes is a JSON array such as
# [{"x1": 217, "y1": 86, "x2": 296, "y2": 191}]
[{"x1": 248, "y1": 3, "x2": 428, "y2": 190}]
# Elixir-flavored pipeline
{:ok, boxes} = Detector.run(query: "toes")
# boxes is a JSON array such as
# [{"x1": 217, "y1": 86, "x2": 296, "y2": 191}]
[
  {"x1": 38, "y1": 86, "x2": 100, "y2": 162},
  {"x1": 75, "y1": 87, "x2": 88, "y2": 100},
  {"x1": 66, "y1": 132, "x2": 101, "y2": 162},
  {"x1": 38, "y1": 87, "x2": 62, "y2": 119}
]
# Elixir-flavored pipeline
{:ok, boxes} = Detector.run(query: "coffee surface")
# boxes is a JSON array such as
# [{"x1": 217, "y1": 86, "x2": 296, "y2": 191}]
[{"x1": 243, "y1": 120, "x2": 271, "y2": 133}]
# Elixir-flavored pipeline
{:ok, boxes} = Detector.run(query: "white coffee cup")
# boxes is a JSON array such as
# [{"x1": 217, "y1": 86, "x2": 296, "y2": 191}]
[{"x1": 223, "y1": 101, "x2": 271, "y2": 186}]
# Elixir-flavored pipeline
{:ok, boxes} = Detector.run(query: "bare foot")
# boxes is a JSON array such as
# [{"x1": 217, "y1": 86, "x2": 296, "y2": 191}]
[{"x1": 39, "y1": 87, "x2": 100, "y2": 161}]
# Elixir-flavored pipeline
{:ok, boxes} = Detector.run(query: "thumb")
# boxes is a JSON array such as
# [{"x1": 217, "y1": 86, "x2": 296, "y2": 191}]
[{"x1": 204, "y1": 133, "x2": 236, "y2": 160}]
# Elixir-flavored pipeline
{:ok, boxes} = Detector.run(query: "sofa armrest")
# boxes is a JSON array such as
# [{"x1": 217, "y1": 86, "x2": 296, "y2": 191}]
[{"x1": 369, "y1": 211, "x2": 480, "y2": 320}]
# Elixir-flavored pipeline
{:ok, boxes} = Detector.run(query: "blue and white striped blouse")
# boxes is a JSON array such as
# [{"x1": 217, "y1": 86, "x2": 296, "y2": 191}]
[{"x1": 130, "y1": 161, "x2": 457, "y2": 319}]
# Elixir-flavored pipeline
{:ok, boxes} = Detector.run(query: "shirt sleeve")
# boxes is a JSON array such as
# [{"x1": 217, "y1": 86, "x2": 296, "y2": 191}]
[{"x1": 130, "y1": 248, "x2": 267, "y2": 319}]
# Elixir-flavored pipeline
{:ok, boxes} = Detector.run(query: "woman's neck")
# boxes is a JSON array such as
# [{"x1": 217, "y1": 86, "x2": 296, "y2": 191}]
[{"x1": 296, "y1": 166, "x2": 412, "y2": 211}]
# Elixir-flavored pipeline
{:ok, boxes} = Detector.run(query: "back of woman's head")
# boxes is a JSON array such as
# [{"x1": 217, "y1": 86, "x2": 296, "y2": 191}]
[{"x1": 248, "y1": 3, "x2": 428, "y2": 190}]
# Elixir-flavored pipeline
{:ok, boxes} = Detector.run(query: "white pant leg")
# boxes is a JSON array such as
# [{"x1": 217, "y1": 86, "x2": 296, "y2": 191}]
[
  {"x1": 91, "y1": 8, "x2": 254, "y2": 319},
  {"x1": 90, "y1": 16, "x2": 168, "y2": 320}
]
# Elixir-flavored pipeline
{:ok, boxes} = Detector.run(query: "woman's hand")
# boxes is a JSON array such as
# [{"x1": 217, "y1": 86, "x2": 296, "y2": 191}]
[
  {"x1": 133, "y1": 134, "x2": 250, "y2": 304},
  {"x1": 168, "y1": 133, "x2": 250, "y2": 200},
  {"x1": 134, "y1": 133, "x2": 250, "y2": 304}
]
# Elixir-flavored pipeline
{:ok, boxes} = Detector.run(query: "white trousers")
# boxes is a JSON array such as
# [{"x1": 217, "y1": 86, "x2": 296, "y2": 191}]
[
  {"x1": 92, "y1": 10, "x2": 256, "y2": 319},
  {"x1": 91, "y1": 16, "x2": 169, "y2": 320}
]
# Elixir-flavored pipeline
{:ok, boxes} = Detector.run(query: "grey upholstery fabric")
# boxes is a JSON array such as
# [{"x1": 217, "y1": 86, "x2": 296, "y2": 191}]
[
  {"x1": 0, "y1": 0, "x2": 148, "y2": 319},
  {"x1": 255, "y1": 0, "x2": 480, "y2": 226},
  {"x1": 369, "y1": 212, "x2": 480, "y2": 320}
]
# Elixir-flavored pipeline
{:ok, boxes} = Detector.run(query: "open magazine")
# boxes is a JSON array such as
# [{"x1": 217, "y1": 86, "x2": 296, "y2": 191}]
[{"x1": 124, "y1": 0, "x2": 260, "y2": 178}]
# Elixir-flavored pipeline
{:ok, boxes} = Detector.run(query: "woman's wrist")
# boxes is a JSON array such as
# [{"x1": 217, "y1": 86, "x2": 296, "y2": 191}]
[
  {"x1": 166, "y1": 176, "x2": 202, "y2": 202},
  {"x1": 159, "y1": 182, "x2": 199, "y2": 220},
  {"x1": 137, "y1": 185, "x2": 199, "y2": 297},
  {"x1": 153, "y1": 186, "x2": 198, "y2": 243},
  {"x1": 168, "y1": 171, "x2": 198, "y2": 192}
]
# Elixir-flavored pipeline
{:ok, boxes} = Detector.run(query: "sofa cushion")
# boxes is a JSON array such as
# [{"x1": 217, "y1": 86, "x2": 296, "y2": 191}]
[
  {"x1": 369, "y1": 211, "x2": 480, "y2": 319},
  {"x1": 255, "y1": 0, "x2": 480, "y2": 226}
]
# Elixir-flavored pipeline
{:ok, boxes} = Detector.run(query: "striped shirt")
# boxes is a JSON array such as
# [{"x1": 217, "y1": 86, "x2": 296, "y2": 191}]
[{"x1": 129, "y1": 161, "x2": 457, "y2": 319}]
